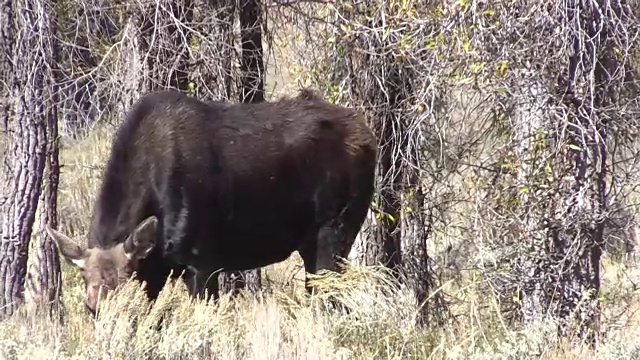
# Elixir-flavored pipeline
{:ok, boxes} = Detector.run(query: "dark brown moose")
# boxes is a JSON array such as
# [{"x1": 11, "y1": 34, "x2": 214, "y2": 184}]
[{"x1": 45, "y1": 89, "x2": 377, "y2": 315}]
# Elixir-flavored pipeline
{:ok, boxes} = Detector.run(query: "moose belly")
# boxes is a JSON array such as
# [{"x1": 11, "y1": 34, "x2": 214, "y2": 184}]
[{"x1": 186, "y1": 202, "x2": 315, "y2": 272}]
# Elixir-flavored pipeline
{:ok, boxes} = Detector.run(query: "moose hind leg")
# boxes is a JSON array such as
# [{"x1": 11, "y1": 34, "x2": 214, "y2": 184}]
[
  {"x1": 298, "y1": 233, "x2": 318, "y2": 295},
  {"x1": 299, "y1": 220, "x2": 354, "y2": 314},
  {"x1": 299, "y1": 219, "x2": 346, "y2": 296}
]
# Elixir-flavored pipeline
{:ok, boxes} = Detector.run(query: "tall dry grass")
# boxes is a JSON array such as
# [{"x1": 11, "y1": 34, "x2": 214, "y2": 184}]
[{"x1": 1, "y1": 254, "x2": 639, "y2": 359}]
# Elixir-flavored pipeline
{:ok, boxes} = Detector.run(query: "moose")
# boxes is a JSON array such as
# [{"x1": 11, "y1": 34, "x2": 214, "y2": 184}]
[{"x1": 45, "y1": 88, "x2": 378, "y2": 315}]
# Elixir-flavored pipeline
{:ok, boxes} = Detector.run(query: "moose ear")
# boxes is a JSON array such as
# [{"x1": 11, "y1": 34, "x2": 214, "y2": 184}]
[
  {"x1": 123, "y1": 216, "x2": 158, "y2": 260},
  {"x1": 45, "y1": 225, "x2": 87, "y2": 268}
]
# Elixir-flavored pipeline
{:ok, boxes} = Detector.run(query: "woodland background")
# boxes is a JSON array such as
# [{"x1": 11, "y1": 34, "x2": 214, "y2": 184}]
[{"x1": 1, "y1": 0, "x2": 640, "y2": 358}]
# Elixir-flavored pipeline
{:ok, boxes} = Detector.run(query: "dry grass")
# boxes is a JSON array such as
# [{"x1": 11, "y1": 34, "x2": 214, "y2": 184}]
[{"x1": 1, "y1": 254, "x2": 639, "y2": 359}]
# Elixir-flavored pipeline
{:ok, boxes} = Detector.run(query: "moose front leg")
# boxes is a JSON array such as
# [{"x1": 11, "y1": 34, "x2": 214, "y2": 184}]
[{"x1": 182, "y1": 267, "x2": 220, "y2": 301}]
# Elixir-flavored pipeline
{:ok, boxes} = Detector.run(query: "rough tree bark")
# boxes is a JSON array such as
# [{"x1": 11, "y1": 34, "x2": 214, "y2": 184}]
[
  {"x1": 0, "y1": 0, "x2": 12, "y2": 79},
  {"x1": 238, "y1": 0, "x2": 264, "y2": 103},
  {"x1": 25, "y1": 12, "x2": 63, "y2": 315},
  {"x1": 0, "y1": 0, "x2": 13, "y2": 130},
  {"x1": 507, "y1": 69, "x2": 547, "y2": 324},
  {"x1": 219, "y1": 0, "x2": 264, "y2": 295},
  {"x1": 509, "y1": 0, "x2": 627, "y2": 344},
  {"x1": 25, "y1": 111, "x2": 62, "y2": 316},
  {"x1": 0, "y1": 0, "x2": 57, "y2": 320},
  {"x1": 546, "y1": 0, "x2": 620, "y2": 343},
  {"x1": 347, "y1": 4, "x2": 402, "y2": 271}
]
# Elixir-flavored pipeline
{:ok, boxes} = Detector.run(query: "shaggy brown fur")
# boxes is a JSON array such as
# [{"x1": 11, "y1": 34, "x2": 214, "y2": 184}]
[{"x1": 46, "y1": 88, "x2": 378, "y2": 315}]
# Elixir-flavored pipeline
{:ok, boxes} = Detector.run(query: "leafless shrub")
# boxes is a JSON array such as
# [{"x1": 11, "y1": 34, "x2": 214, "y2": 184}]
[
  {"x1": 50, "y1": 0, "x2": 250, "y2": 138},
  {"x1": 267, "y1": 0, "x2": 640, "y2": 343}
]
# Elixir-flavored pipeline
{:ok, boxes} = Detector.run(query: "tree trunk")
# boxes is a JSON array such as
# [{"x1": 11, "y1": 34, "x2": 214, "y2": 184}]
[
  {"x1": 220, "y1": 0, "x2": 265, "y2": 295},
  {"x1": 368, "y1": 121, "x2": 402, "y2": 270},
  {"x1": 0, "y1": 0, "x2": 13, "y2": 130},
  {"x1": 0, "y1": 0, "x2": 57, "y2": 320},
  {"x1": 238, "y1": 0, "x2": 264, "y2": 103},
  {"x1": 25, "y1": 26, "x2": 63, "y2": 315},
  {"x1": 506, "y1": 69, "x2": 547, "y2": 324},
  {"x1": 351, "y1": 11, "x2": 402, "y2": 270},
  {"x1": 0, "y1": 0, "x2": 12, "y2": 84},
  {"x1": 546, "y1": 0, "x2": 619, "y2": 343},
  {"x1": 506, "y1": 0, "x2": 622, "y2": 345},
  {"x1": 25, "y1": 133, "x2": 62, "y2": 316},
  {"x1": 400, "y1": 177, "x2": 443, "y2": 325}
]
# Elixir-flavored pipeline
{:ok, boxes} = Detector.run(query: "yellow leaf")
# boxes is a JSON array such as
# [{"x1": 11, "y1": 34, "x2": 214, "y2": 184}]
[
  {"x1": 383, "y1": 27, "x2": 391, "y2": 41},
  {"x1": 462, "y1": 41, "x2": 472, "y2": 53},
  {"x1": 385, "y1": 213, "x2": 396, "y2": 223},
  {"x1": 469, "y1": 62, "x2": 484, "y2": 73}
]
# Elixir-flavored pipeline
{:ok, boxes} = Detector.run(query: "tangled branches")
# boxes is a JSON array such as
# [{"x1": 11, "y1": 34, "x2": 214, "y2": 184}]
[{"x1": 270, "y1": 0, "x2": 640, "y2": 341}]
